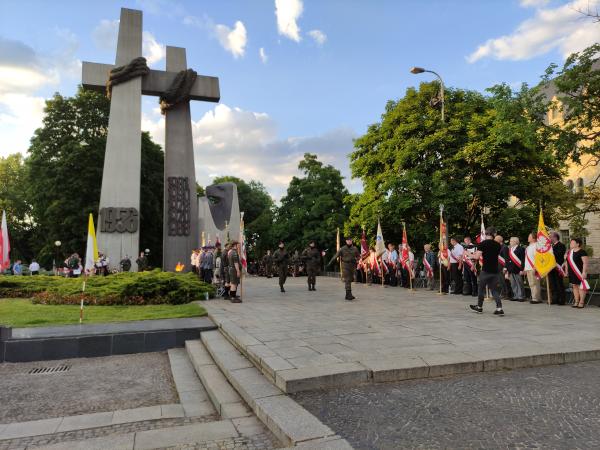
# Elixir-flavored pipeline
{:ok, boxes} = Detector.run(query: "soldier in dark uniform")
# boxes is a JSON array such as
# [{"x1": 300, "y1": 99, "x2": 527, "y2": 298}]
[
  {"x1": 273, "y1": 242, "x2": 290, "y2": 292},
  {"x1": 222, "y1": 242, "x2": 231, "y2": 299},
  {"x1": 262, "y1": 250, "x2": 273, "y2": 278},
  {"x1": 228, "y1": 240, "x2": 242, "y2": 303},
  {"x1": 302, "y1": 240, "x2": 321, "y2": 291},
  {"x1": 328, "y1": 236, "x2": 360, "y2": 300}
]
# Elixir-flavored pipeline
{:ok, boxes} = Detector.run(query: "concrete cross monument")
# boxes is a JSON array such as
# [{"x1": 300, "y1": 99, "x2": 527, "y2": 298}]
[{"x1": 81, "y1": 8, "x2": 220, "y2": 271}]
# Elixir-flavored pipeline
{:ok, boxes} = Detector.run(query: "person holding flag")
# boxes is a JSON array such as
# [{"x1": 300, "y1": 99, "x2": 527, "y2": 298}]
[
  {"x1": 549, "y1": 231, "x2": 567, "y2": 305},
  {"x1": 525, "y1": 232, "x2": 542, "y2": 304},
  {"x1": 564, "y1": 237, "x2": 589, "y2": 308},
  {"x1": 357, "y1": 228, "x2": 369, "y2": 283},
  {"x1": 422, "y1": 244, "x2": 436, "y2": 290},
  {"x1": 438, "y1": 217, "x2": 449, "y2": 294},
  {"x1": 534, "y1": 210, "x2": 558, "y2": 305},
  {"x1": 462, "y1": 235, "x2": 478, "y2": 297},
  {"x1": 506, "y1": 237, "x2": 526, "y2": 302}
]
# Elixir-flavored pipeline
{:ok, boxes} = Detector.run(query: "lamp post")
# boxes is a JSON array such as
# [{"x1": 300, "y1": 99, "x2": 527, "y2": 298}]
[
  {"x1": 54, "y1": 240, "x2": 61, "y2": 275},
  {"x1": 410, "y1": 66, "x2": 445, "y2": 122}
]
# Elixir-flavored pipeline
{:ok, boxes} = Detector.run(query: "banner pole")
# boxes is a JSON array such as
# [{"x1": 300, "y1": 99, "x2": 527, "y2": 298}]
[{"x1": 546, "y1": 276, "x2": 551, "y2": 306}]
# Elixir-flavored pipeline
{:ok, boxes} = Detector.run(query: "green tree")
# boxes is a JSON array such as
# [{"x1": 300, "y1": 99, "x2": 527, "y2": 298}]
[
  {"x1": 274, "y1": 153, "x2": 349, "y2": 252},
  {"x1": 0, "y1": 154, "x2": 34, "y2": 261},
  {"x1": 349, "y1": 82, "x2": 567, "y2": 250},
  {"x1": 26, "y1": 88, "x2": 164, "y2": 267},
  {"x1": 211, "y1": 176, "x2": 275, "y2": 258}
]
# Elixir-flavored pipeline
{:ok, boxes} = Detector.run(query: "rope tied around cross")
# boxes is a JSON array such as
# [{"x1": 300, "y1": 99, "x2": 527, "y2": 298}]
[
  {"x1": 105, "y1": 57, "x2": 198, "y2": 114},
  {"x1": 106, "y1": 57, "x2": 150, "y2": 99}
]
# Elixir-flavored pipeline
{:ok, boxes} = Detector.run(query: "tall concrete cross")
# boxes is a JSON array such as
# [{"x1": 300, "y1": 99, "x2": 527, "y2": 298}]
[{"x1": 81, "y1": 8, "x2": 220, "y2": 270}]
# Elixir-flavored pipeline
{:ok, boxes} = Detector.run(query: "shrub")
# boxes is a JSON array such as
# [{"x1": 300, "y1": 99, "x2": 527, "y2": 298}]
[{"x1": 0, "y1": 270, "x2": 215, "y2": 305}]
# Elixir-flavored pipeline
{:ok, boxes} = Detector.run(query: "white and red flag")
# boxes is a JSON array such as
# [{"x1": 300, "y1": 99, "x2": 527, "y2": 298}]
[
  {"x1": 0, "y1": 211, "x2": 10, "y2": 270},
  {"x1": 240, "y1": 212, "x2": 247, "y2": 269}
]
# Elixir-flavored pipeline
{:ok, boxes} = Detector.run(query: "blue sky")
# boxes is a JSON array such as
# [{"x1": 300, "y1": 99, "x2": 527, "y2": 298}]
[{"x1": 1, "y1": 0, "x2": 598, "y2": 198}]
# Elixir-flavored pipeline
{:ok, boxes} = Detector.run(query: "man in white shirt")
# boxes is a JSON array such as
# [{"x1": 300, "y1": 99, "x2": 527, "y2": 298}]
[
  {"x1": 525, "y1": 233, "x2": 542, "y2": 304},
  {"x1": 449, "y1": 237, "x2": 464, "y2": 294},
  {"x1": 29, "y1": 259, "x2": 40, "y2": 275}
]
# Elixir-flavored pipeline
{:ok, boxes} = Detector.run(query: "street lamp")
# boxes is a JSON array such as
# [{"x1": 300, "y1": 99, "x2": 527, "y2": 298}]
[
  {"x1": 410, "y1": 67, "x2": 445, "y2": 122},
  {"x1": 54, "y1": 240, "x2": 61, "y2": 275}
]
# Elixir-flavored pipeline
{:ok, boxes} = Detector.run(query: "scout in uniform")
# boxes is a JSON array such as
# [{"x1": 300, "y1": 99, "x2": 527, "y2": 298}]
[
  {"x1": 228, "y1": 240, "x2": 242, "y2": 303},
  {"x1": 328, "y1": 236, "x2": 360, "y2": 300}
]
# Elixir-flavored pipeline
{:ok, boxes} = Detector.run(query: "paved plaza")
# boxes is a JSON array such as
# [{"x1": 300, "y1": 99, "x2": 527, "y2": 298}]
[
  {"x1": 205, "y1": 276, "x2": 600, "y2": 392},
  {"x1": 294, "y1": 360, "x2": 600, "y2": 449}
]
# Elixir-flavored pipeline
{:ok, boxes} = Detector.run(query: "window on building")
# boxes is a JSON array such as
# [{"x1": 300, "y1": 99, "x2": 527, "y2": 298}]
[{"x1": 560, "y1": 229, "x2": 570, "y2": 243}]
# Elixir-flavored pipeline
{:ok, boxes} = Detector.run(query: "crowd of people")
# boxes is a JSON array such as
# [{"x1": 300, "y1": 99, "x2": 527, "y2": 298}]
[{"x1": 251, "y1": 229, "x2": 592, "y2": 313}]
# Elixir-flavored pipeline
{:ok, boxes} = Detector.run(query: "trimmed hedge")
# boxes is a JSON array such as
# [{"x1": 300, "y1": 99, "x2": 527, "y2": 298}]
[{"x1": 0, "y1": 270, "x2": 215, "y2": 305}]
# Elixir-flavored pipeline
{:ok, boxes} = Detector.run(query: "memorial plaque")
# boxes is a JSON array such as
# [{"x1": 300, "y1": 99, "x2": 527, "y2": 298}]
[
  {"x1": 167, "y1": 177, "x2": 191, "y2": 236},
  {"x1": 99, "y1": 207, "x2": 139, "y2": 233}
]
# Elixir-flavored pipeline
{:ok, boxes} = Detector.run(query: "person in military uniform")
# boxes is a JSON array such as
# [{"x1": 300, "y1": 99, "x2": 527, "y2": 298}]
[
  {"x1": 228, "y1": 240, "x2": 242, "y2": 303},
  {"x1": 328, "y1": 236, "x2": 360, "y2": 300},
  {"x1": 302, "y1": 240, "x2": 322, "y2": 291},
  {"x1": 273, "y1": 242, "x2": 290, "y2": 292},
  {"x1": 222, "y1": 242, "x2": 231, "y2": 299},
  {"x1": 136, "y1": 251, "x2": 148, "y2": 272},
  {"x1": 262, "y1": 250, "x2": 273, "y2": 278}
]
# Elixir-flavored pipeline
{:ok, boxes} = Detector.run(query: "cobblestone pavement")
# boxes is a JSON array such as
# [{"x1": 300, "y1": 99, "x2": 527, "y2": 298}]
[
  {"x1": 0, "y1": 352, "x2": 178, "y2": 423},
  {"x1": 293, "y1": 360, "x2": 600, "y2": 449},
  {"x1": 160, "y1": 434, "x2": 281, "y2": 450},
  {"x1": 0, "y1": 416, "x2": 216, "y2": 450}
]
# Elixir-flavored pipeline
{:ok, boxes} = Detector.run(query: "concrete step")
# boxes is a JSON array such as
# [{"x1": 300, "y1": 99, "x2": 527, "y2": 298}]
[
  {"x1": 198, "y1": 330, "x2": 352, "y2": 448},
  {"x1": 167, "y1": 348, "x2": 217, "y2": 417},
  {"x1": 185, "y1": 339, "x2": 252, "y2": 419}
]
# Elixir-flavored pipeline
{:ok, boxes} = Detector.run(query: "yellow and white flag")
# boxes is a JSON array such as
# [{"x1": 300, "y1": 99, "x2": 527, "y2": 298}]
[
  {"x1": 535, "y1": 209, "x2": 556, "y2": 278},
  {"x1": 84, "y1": 213, "x2": 99, "y2": 273}
]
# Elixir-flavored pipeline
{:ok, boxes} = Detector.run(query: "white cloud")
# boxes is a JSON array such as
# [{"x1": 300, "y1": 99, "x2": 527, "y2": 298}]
[
  {"x1": 143, "y1": 31, "x2": 166, "y2": 65},
  {"x1": 467, "y1": 0, "x2": 600, "y2": 62},
  {"x1": 307, "y1": 29, "x2": 327, "y2": 45},
  {"x1": 92, "y1": 19, "x2": 165, "y2": 66},
  {"x1": 0, "y1": 34, "x2": 79, "y2": 156},
  {"x1": 259, "y1": 47, "x2": 268, "y2": 63},
  {"x1": 214, "y1": 21, "x2": 247, "y2": 59},
  {"x1": 141, "y1": 103, "x2": 358, "y2": 200},
  {"x1": 275, "y1": 0, "x2": 303, "y2": 42},
  {"x1": 519, "y1": 0, "x2": 550, "y2": 7}
]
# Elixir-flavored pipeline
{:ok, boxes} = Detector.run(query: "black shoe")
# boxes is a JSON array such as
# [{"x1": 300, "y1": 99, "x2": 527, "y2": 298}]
[
  {"x1": 230, "y1": 297, "x2": 242, "y2": 303},
  {"x1": 493, "y1": 309, "x2": 505, "y2": 316},
  {"x1": 312, "y1": 286, "x2": 316, "y2": 291},
  {"x1": 308, "y1": 285, "x2": 312, "y2": 291},
  {"x1": 280, "y1": 287, "x2": 285, "y2": 293},
  {"x1": 469, "y1": 305, "x2": 483, "y2": 314},
  {"x1": 530, "y1": 300, "x2": 542, "y2": 304},
  {"x1": 509, "y1": 298, "x2": 518, "y2": 301},
  {"x1": 517, "y1": 299, "x2": 526, "y2": 302}
]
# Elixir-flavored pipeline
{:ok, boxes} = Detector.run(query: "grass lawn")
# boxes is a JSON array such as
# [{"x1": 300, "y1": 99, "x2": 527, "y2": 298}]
[{"x1": 0, "y1": 299, "x2": 206, "y2": 328}]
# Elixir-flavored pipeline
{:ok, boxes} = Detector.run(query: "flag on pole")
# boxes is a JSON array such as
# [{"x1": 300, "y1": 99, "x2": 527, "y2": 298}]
[
  {"x1": 535, "y1": 209, "x2": 556, "y2": 278},
  {"x1": 0, "y1": 211, "x2": 10, "y2": 270},
  {"x1": 476, "y1": 214, "x2": 486, "y2": 244},
  {"x1": 375, "y1": 220, "x2": 385, "y2": 257},
  {"x1": 84, "y1": 213, "x2": 99, "y2": 273},
  {"x1": 401, "y1": 224, "x2": 409, "y2": 269},
  {"x1": 439, "y1": 217, "x2": 449, "y2": 267},
  {"x1": 336, "y1": 228, "x2": 340, "y2": 253},
  {"x1": 360, "y1": 228, "x2": 368, "y2": 259},
  {"x1": 240, "y1": 212, "x2": 247, "y2": 269}
]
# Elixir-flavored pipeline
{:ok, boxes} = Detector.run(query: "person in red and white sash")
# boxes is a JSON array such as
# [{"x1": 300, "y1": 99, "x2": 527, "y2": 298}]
[
  {"x1": 449, "y1": 237, "x2": 464, "y2": 295},
  {"x1": 495, "y1": 234, "x2": 512, "y2": 300},
  {"x1": 462, "y1": 235, "x2": 478, "y2": 297},
  {"x1": 564, "y1": 237, "x2": 589, "y2": 308},
  {"x1": 506, "y1": 237, "x2": 526, "y2": 302},
  {"x1": 422, "y1": 244, "x2": 436, "y2": 291},
  {"x1": 548, "y1": 231, "x2": 567, "y2": 305},
  {"x1": 525, "y1": 233, "x2": 542, "y2": 304}
]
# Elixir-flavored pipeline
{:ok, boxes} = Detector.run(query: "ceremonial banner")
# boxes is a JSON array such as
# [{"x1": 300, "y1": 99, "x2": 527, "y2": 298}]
[
  {"x1": 534, "y1": 209, "x2": 556, "y2": 278},
  {"x1": 0, "y1": 210, "x2": 9, "y2": 270},
  {"x1": 84, "y1": 213, "x2": 99, "y2": 273},
  {"x1": 375, "y1": 220, "x2": 385, "y2": 257},
  {"x1": 439, "y1": 218, "x2": 448, "y2": 267}
]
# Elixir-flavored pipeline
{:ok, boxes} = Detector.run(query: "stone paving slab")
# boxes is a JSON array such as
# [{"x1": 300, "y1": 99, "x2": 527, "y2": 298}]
[
  {"x1": 205, "y1": 276, "x2": 600, "y2": 392},
  {"x1": 34, "y1": 433, "x2": 135, "y2": 450},
  {"x1": 133, "y1": 420, "x2": 238, "y2": 449},
  {"x1": 0, "y1": 418, "x2": 62, "y2": 440}
]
